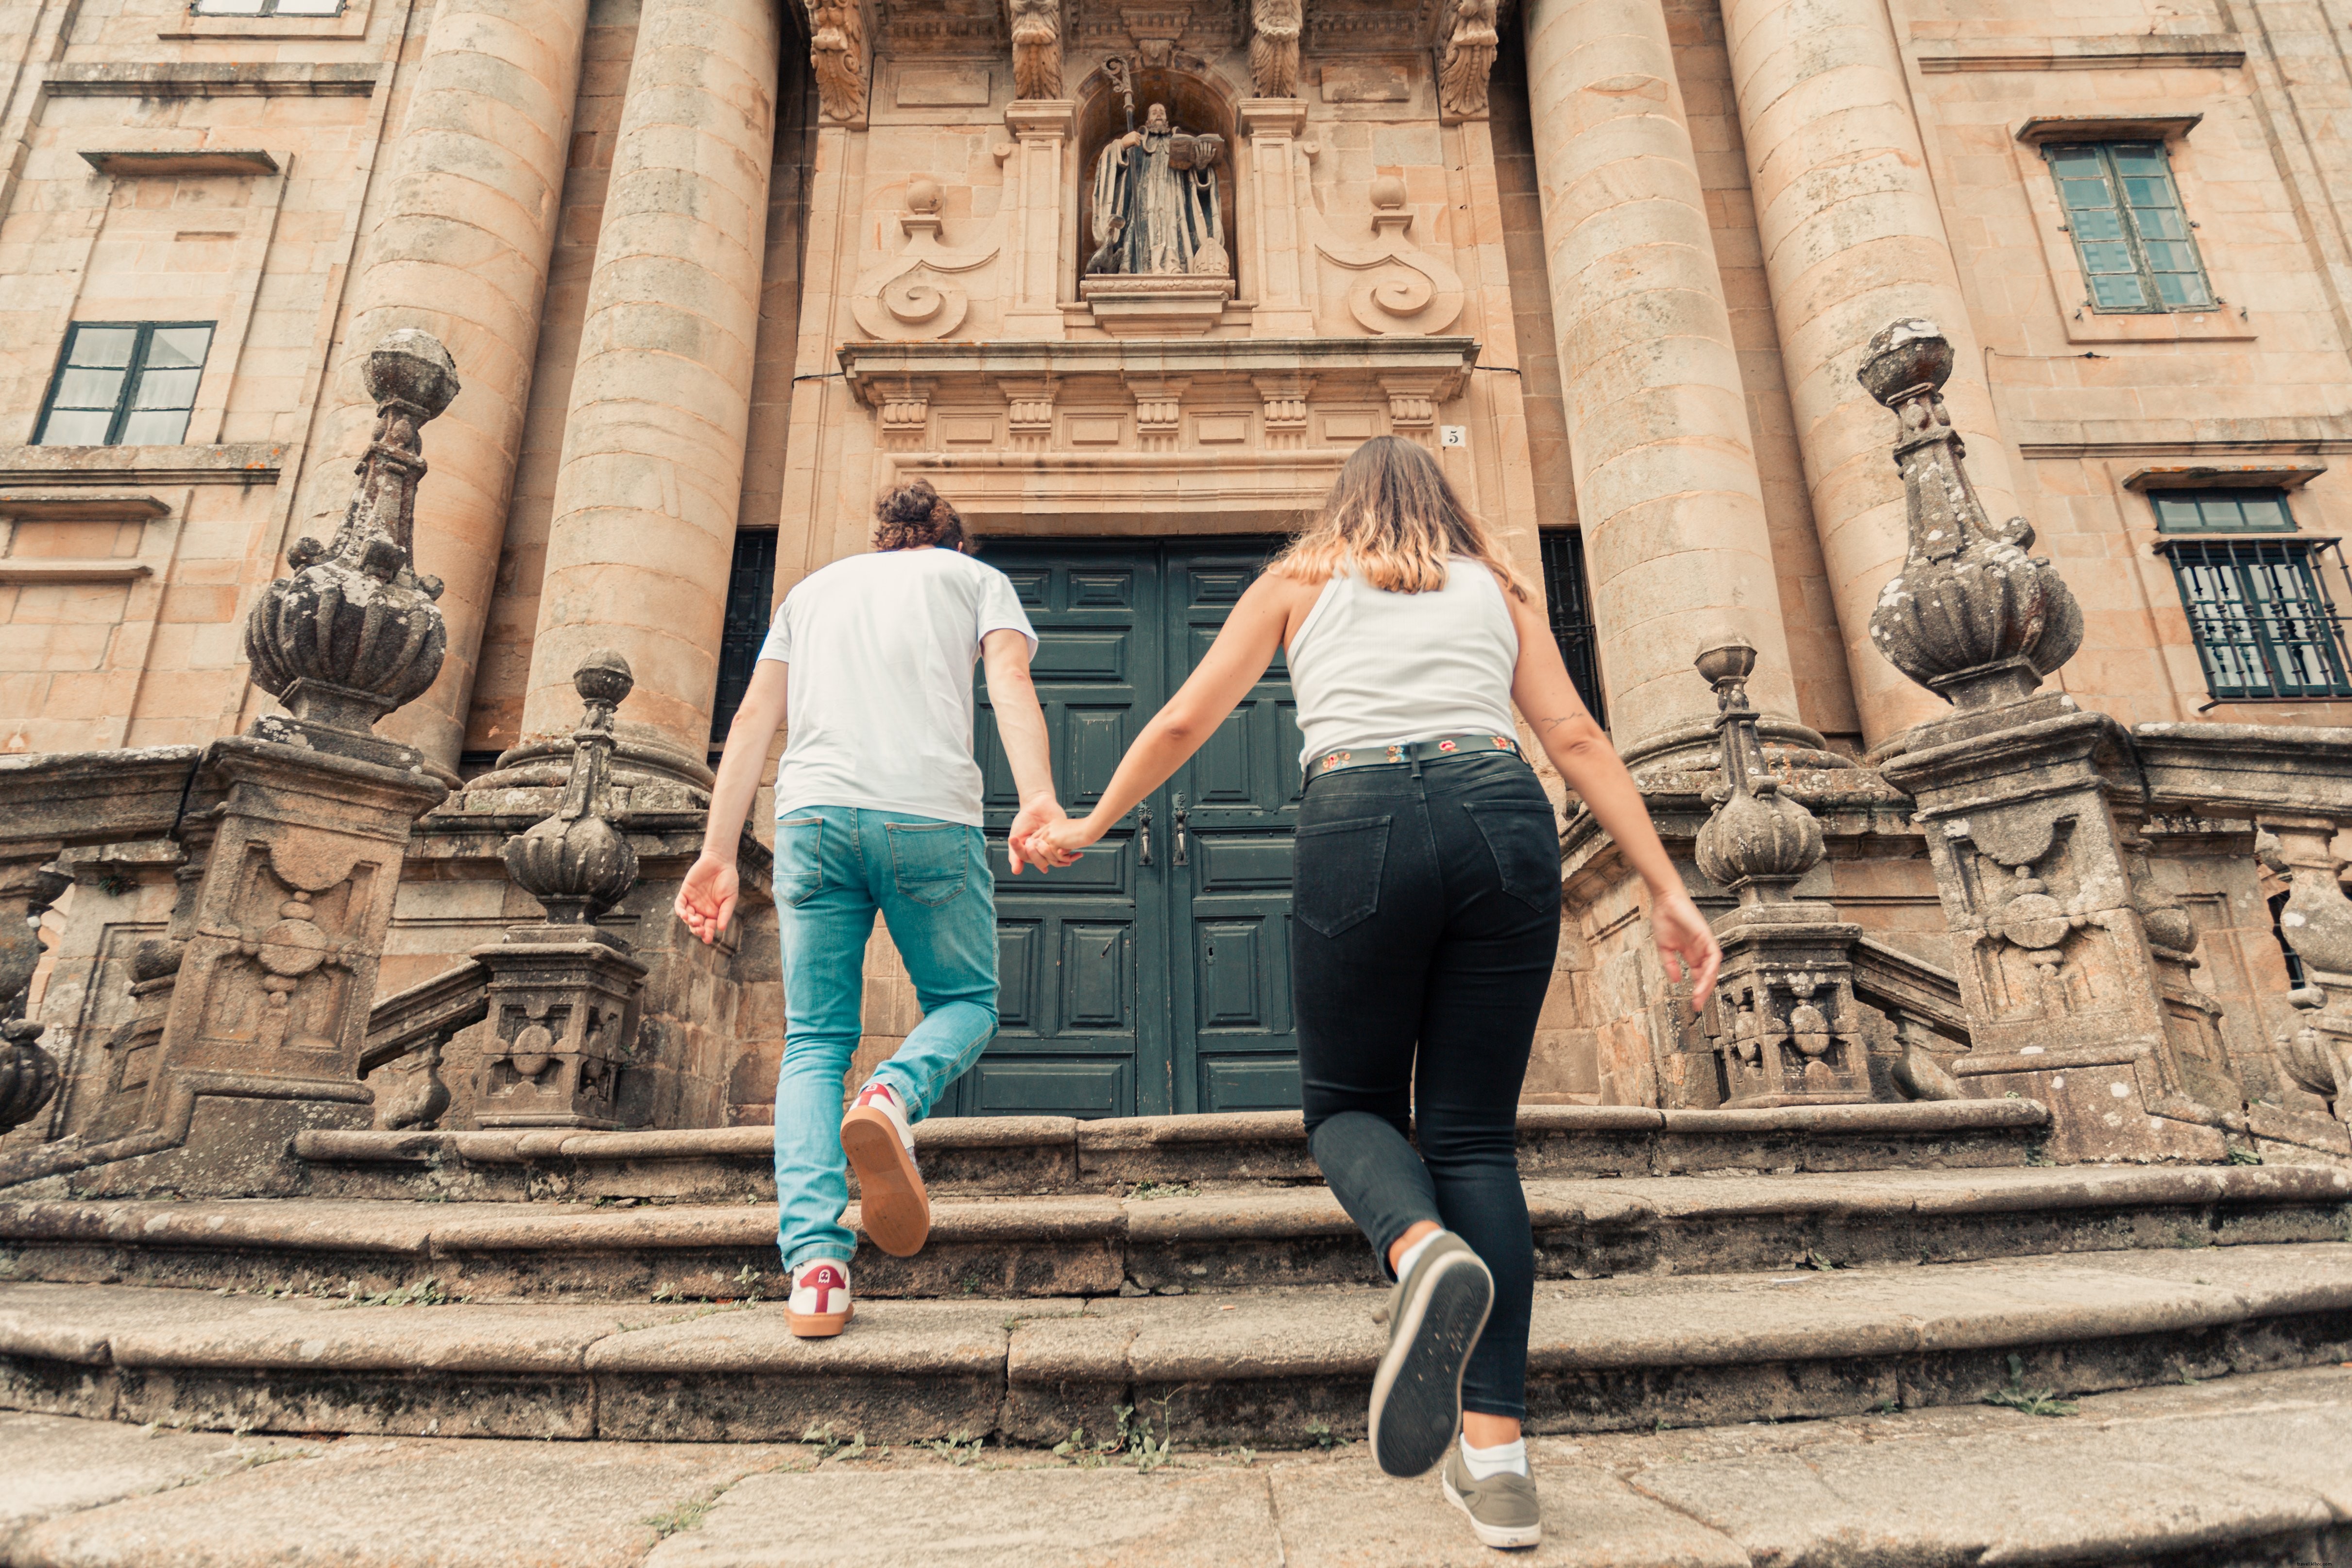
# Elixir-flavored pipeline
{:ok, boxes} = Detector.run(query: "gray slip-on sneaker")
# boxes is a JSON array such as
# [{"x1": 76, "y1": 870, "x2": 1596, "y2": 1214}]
[
  {"x1": 1368, "y1": 1230, "x2": 1494, "y2": 1478},
  {"x1": 1441, "y1": 1442, "x2": 1543, "y2": 1551}
]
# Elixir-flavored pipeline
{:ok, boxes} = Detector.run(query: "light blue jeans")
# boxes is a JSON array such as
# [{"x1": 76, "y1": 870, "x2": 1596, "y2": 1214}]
[{"x1": 771, "y1": 805, "x2": 999, "y2": 1270}]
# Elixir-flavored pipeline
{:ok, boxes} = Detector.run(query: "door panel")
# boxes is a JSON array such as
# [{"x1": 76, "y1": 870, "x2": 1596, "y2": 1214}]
[
  {"x1": 1165, "y1": 548, "x2": 1303, "y2": 1113},
  {"x1": 963, "y1": 540, "x2": 1301, "y2": 1119},
  {"x1": 969, "y1": 553, "x2": 1167, "y2": 1118}
]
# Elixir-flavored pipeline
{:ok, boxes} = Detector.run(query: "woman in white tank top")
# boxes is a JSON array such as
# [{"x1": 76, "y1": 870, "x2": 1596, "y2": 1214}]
[{"x1": 1025, "y1": 438, "x2": 1716, "y2": 1551}]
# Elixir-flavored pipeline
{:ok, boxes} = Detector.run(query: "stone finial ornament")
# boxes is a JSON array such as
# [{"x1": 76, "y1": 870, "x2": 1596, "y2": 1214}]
[
  {"x1": 1250, "y1": 0, "x2": 1302, "y2": 98},
  {"x1": 0, "y1": 863, "x2": 73, "y2": 1133},
  {"x1": 1437, "y1": 0, "x2": 1500, "y2": 119},
  {"x1": 1691, "y1": 632, "x2": 1824, "y2": 905},
  {"x1": 1010, "y1": 0, "x2": 1062, "y2": 98},
  {"x1": 503, "y1": 650, "x2": 640, "y2": 925},
  {"x1": 244, "y1": 329, "x2": 457, "y2": 763},
  {"x1": 1858, "y1": 319, "x2": 2082, "y2": 711},
  {"x1": 806, "y1": 0, "x2": 867, "y2": 123}
]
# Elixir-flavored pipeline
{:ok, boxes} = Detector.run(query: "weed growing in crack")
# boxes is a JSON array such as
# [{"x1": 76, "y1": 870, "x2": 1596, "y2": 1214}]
[
  {"x1": 1984, "y1": 1353, "x2": 2077, "y2": 1418},
  {"x1": 924, "y1": 1430, "x2": 985, "y2": 1466},
  {"x1": 1128, "y1": 1181, "x2": 1201, "y2": 1201},
  {"x1": 802, "y1": 1426, "x2": 872, "y2": 1462}
]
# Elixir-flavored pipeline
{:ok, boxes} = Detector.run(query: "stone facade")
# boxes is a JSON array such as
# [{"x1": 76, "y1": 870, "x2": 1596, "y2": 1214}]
[{"x1": 4, "y1": 0, "x2": 2351, "y2": 1153}]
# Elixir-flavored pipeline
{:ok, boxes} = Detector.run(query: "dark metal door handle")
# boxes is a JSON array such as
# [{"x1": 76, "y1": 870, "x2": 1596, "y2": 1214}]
[
  {"x1": 1172, "y1": 794, "x2": 1190, "y2": 867},
  {"x1": 1136, "y1": 801, "x2": 1154, "y2": 867}
]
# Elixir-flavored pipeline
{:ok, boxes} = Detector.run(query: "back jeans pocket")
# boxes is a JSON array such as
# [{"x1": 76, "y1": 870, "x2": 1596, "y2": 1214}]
[
  {"x1": 887, "y1": 821, "x2": 969, "y2": 907},
  {"x1": 1294, "y1": 815, "x2": 1391, "y2": 938},
  {"x1": 776, "y1": 817, "x2": 824, "y2": 907},
  {"x1": 1461, "y1": 800, "x2": 1562, "y2": 912}
]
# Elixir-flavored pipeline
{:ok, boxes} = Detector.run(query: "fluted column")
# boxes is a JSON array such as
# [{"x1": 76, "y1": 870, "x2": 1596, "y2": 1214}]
[
  {"x1": 292, "y1": 0, "x2": 589, "y2": 768},
  {"x1": 1719, "y1": 0, "x2": 2018, "y2": 749},
  {"x1": 1523, "y1": 0, "x2": 1800, "y2": 759},
  {"x1": 520, "y1": 0, "x2": 780, "y2": 765}
]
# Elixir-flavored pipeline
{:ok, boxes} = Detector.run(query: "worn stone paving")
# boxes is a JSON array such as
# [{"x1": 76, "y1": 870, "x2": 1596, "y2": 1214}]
[{"x1": 2, "y1": 1366, "x2": 2347, "y2": 1567}]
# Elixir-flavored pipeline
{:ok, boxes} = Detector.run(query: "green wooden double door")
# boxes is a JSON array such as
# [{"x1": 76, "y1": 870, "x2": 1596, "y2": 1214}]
[{"x1": 945, "y1": 539, "x2": 1306, "y2": 1119}]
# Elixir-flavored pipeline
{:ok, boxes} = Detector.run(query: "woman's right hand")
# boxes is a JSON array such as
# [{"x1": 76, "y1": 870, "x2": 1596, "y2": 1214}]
[{"x1": 1650, "y1": 884, "x2": 1722, "y2": 1013}]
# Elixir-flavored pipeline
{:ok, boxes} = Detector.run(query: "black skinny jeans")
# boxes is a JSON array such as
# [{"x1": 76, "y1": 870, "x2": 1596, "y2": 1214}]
[{"x1": 1292, "y1": 750, "x2": 1560, "y2": 1421}]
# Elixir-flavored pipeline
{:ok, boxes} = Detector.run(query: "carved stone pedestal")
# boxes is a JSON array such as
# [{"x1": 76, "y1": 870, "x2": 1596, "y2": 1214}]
[{"x1": 471, "y1": 929, "x2": 647, "y2": 1129}]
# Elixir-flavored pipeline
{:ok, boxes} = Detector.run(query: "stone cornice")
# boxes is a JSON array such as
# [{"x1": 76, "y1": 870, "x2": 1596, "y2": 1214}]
[
  {"x1": 837, "y1": 336, "x2": 1478, "y2": 407},
  {"x1": 1918, "y1": 34, "x2": 2244, "y2": 73},
  {"x1": 0, "y1": 443, "x2": 286, "y2": 487}
]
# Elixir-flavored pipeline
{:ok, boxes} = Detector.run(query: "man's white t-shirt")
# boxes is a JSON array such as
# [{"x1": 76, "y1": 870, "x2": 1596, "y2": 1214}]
[{"x1": 758, "y1": 547, "x2": 1038, "y2": 828}]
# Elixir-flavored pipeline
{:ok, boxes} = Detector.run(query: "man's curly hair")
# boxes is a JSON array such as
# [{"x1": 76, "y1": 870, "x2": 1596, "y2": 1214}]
[{"x1": 872, "y1": 477, "x2": 967, "y2": 552}]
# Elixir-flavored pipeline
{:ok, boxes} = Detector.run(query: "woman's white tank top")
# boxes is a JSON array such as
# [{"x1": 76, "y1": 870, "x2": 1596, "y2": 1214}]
[{"x1": 1286, "y1": 559, "x2": 1521, "y2": 767}]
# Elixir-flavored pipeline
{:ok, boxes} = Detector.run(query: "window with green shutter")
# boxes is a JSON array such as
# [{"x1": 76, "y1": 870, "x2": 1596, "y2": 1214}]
[
  {"x1": 2148, "y1": 489, "x2": 2298, "y2": 535},
  {"x1": 34, "y1": 322, "x2": 214, "y2": 446},
  {"x1": 2045, "y1": 142, "x2": 2215, "y2": 313}
]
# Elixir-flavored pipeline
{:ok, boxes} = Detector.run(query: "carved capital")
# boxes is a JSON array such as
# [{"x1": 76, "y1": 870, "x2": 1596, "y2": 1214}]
[{"x1": 1252, "y1": 374, "x2": 1314, "y2": 449}]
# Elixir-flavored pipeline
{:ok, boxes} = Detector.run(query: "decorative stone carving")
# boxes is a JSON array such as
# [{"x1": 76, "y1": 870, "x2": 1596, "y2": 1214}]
[
  {"x1": 998, "y1": 376, "x2": 1060, "y2": 450},
  {"x1": 850, "y1": 178, "x2": 1001, "y2": 344},
  {"x1": 1010, "y1": 0, "x2": 1062, "y2": 98},
  {"x1": 474, "y1": 651, "x2": 649, "y2": 1130},
  {"x1": 1436, "y1": 0, "x2": 1499, "y2": 121},
  {"x1": 1126, "y1": 375, "x2": 1188, "y2": 451},
  {"x1": 1380, "y1": 374, "x2": 1443, "y2": 447},
  {"x1": 1120, "y1": 6, "x2": 1193, "y2": 68},
  {"x1": 244, "y1": 329, "x2": 455, "y2": 771},
  {"x1": 807, "y1": 0, "x2": 868, "y2": 124},
  {"x1": 1253, "y1": 374, "x2": 1312, "y2": 449},
  {"x1": 1858, "y1": 320, "x2": 2083, "y2": 713},
  {"x1": 503, "y1": 650, "x2": 640, "y2": 926},
  {"x1": 0, "y1": 862, "x2": 73, "y2": 1134},
  {"x1": 1681, "y1": 635, "x2": 1873, "y2": 1108},
  {"x1": 1312, "y1": 177, "x2": 1466, "y2": 337},
  {"x1": 1249, "y1": 0, "x2": 1302, "y2": 98},
  {"x1": 2262, "y1": 821, "x2": 2352, "y2": 1125}
]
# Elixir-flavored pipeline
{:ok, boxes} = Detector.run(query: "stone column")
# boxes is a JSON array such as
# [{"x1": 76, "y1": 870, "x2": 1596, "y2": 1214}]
[
  {"x1": 1002, "y1": 100, "x2": 1074, "y2": 339},
  {"x1": 295, "y1": 0, "x2": 590, "y2": 769},
  {"x1": 521, "y1": 0, "x2": 781, "y2": 765},
  {"x1": 1718, "y1": 0, "x2": 2017, "y2": 750},
  {"x1": 1522, "y1": 0, "x2": 1799, "y2": 759},
  {"x1": 1238, "y1": 98, "x2": 1314, "y2": 336}
]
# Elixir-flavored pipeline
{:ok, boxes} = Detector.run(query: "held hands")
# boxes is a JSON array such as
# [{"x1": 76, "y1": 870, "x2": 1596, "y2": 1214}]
[
  {"x1": 1020, "y1": 810, "x2": 1104, "y2": 868},
  {"x1": 1650, "y1": 883, "x2": 1722, "y2": 1013},
  {"x1": 675, "y1": 852, "x2": 739, "y2": 946},
  {"x1": 1007, "y1": 793, "x2": 1080, "y2": 874}
]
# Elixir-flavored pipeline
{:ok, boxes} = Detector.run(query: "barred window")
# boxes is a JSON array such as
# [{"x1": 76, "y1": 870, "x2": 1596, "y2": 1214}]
[
  {"x1": 2046, "y1": 142, "x2": 2214, "y2": 313},
  {"x1": 35, "y1": 323, "x2": 213, "y2": 446},
  {"x1": 710, "y1": 529, "x2": 779, "y2": 756},
  {"x1": 1538, "y1": 530, "x2": 1606, "y2": 729},
  {"x1": 2159, "y1": 537, "x2": 2352, "y2": 702}
]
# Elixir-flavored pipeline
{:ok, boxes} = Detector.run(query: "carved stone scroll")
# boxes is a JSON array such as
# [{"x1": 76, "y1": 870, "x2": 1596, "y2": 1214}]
[
  {"x1": 1312, "y1": 177, "x2": 1466, "y2": 336},
  {"x1": 850, "y1": 178, "x2": 1002, "y2": 343}
]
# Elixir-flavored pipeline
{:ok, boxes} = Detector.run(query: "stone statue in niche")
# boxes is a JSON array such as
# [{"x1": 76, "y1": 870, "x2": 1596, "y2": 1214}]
[{"x1": 1086, "y1": 97, "x2": 1227, "y2": 278}]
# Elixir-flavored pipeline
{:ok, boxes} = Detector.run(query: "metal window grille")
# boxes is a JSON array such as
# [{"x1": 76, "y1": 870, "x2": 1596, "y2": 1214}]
[
  {"x1": 710, "y1": 529, "x2": 779, "y2": 751},
  {"x1": 2149, "y1": 488, "x2": 2296, "y2": 535},
  {"x1": 190, "y1": 0, "x2": 342, "y2": 16},
  {"x1": 34, "y1": 323, "x2": 214, "y2": 446},
  {"x1": 1538, "y1": 529, "x2": 1606, "y2": 729},
  {"x1": 2045, "y1": 142, "x2": 2215, "y2": 313},
  {"x1": 2158, "y1": 537, "x2": 2352, "y2": 703}
]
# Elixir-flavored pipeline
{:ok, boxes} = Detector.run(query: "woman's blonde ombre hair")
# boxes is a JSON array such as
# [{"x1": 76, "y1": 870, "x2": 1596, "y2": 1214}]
[{"x1": 1270, "y1": 435, "x2": 1529, "y2": 600}]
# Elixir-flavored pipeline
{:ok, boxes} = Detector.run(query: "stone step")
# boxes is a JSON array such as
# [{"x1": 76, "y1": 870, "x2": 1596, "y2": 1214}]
[
  {"x1": 7, "y1": 1368, "x2": 2348, "y2": 1567},
  {"x1": 5, "y1": 1367, "x2": 2348, "y2": 1568},
  {"x1": 7, "y1": 1162, "x2": 2344, "y2": 1303},
  {"x1": 279, "y1": 1100, "x2": 2052, "y2": 1203},
  {"x1": 3, "y1": 1243, "x2": 2346, "y2": 1451}
]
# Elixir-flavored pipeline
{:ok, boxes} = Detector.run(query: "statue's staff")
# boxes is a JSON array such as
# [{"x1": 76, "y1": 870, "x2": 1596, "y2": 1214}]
[{"x1": 1085, "y1": 57, "x2": 1138, "y2": 274}]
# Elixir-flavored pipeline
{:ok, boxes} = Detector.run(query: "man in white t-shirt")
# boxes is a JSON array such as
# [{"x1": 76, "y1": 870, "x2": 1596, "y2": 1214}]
[{"x1": 677, "y1": 478, "x2": 1066, "y2": 1338}]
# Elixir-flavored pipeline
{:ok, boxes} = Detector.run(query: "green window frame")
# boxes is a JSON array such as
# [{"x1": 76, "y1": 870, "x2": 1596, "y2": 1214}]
[
  {"x1": 2149, "y1": 488, "x2": 2297, "y2": 535},
  {"x1": 34, "y1": 322, "x2": 215, "y2": 446},
  {"x1": 2159, "y1": 537, "x2": 2352, "y2": 702},
  {"x1": 2046, "y1": 142, "x2": 2215, "y2": 313},
  {"x1": 190, "y1": 0, "x2": 343, "y2": 16}
]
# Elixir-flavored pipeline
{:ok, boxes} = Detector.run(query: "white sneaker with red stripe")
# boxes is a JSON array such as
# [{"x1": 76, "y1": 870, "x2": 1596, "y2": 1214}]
[
  {"x1": 840, "y1": 1080, "x2": 930, "y2": 1258},
  {"x1": 786, "y1": 1259, "x2": 853, "y2": 1338}
]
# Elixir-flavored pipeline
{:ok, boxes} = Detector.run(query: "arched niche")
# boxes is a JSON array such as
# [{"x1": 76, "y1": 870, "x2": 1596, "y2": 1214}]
[{"x1": 1073, "y1": 65, "x2": 1241, "y2": 298}]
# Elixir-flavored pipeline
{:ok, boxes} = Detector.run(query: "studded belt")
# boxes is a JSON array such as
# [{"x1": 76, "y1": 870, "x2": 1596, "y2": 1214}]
[{"x1": 1308, "y1": 732, "x2": 1522, "y2": 778}]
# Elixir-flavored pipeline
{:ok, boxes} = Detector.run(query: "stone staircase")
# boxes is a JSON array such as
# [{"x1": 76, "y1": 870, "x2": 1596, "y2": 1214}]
[{"x1": 1, "y1": 1102, "x2": 2348, "y2": 1473}]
